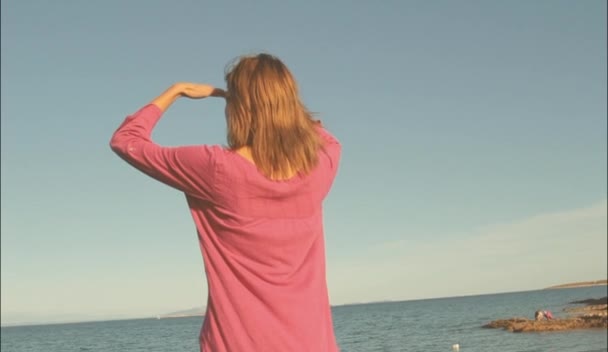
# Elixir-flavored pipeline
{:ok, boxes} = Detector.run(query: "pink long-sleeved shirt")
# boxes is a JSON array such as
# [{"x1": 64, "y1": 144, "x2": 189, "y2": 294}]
[{"x1": 110, "y1": 104, "x2": 341, "y2": 351}]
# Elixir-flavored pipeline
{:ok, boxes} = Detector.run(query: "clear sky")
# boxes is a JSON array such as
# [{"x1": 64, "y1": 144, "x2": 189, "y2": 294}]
[{"x1": 1, "y1": 0, "x2": 606, "y2": 325}]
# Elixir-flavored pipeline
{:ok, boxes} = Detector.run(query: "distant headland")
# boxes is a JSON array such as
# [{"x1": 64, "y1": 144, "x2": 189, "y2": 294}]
[
  {"x1": 545, "y1": 279, "x2": 607, "y2": 290},
  {"x1": 156, "y1": 307, "x2": 205, "y2": 319}
]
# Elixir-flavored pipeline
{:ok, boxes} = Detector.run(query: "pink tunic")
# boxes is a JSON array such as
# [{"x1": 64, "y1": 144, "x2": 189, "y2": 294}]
[{"x1": 110, "y1": 104, "x2": 341, "y2": 351}]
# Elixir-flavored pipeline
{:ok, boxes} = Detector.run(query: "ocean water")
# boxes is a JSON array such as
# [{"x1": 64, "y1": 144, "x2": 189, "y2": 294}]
[{"x1": 2, "y1": 286, "x2": 606, "y2": 352}]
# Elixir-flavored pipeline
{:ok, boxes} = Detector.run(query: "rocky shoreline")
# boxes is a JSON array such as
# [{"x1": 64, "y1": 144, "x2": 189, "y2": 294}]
[{"x1": 483, "y1": 296, "x2": 607, "y2": 333}]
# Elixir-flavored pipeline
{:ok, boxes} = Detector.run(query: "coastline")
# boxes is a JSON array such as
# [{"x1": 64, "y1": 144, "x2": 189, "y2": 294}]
[
  {"x1": 545, "y1": 280, "x2": 607, "y2": 290},
  {"x1": 484, "y1": 296, "x2": 608, "y2": 332}
]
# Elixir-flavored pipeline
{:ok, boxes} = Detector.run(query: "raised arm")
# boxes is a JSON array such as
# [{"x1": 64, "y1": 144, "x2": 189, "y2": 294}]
[{"x1": 110, "y1": 83, "x2": 226, "y2": 200}]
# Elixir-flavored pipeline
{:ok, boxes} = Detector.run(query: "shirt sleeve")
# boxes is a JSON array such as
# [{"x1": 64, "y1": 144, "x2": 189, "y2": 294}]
[
  {"x1": 110, "y1": 104, "x2": 218, "y2": 201},
  {"x1": 316, "y1": 125, "x2": 341, "y2": 195}
]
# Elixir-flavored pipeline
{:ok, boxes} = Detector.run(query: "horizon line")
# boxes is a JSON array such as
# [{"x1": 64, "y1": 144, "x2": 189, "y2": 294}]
[{"x1": 3, "y1": 282, "x2": 606, "y2": 328}]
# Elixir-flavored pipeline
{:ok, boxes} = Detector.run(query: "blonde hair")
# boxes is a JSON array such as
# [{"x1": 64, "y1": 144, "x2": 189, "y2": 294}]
[{"x1": 224, "y1": 53, "x2": 321, "y2": 180}]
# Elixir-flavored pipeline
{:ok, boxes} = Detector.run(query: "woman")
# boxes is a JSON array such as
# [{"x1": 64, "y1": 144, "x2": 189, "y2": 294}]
[{"x1": 110, "y1": 53, "x2": 341, "y2": 351}]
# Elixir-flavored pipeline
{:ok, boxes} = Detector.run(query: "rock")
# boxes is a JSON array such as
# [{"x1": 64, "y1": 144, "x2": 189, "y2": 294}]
[
  {"x1": 483, "y1": 316, "x2": 607, "y2": 332},
  {"x1": 483, "y1": 298, "x2": 608, "y2": 333},
  {"x1": 569, "y1": 297, "x2": 607, "y2": 305},
  {"x1": 564, "y1": 304, "x2": 608, "y2": 316}
]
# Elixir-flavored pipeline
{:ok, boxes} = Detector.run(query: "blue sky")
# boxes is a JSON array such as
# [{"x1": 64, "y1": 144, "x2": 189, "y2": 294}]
[{"x1": 1, "y1": 0, "x2": 606, "y2": 325}]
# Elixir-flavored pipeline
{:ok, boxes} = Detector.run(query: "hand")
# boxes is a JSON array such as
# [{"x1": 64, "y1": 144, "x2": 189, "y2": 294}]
[
  {"x1": 176, "y1": 82, "x2": 226, "y2": 99},
  {"x1": 149, "y1": 82, "x2": 227, "y2": 113}
]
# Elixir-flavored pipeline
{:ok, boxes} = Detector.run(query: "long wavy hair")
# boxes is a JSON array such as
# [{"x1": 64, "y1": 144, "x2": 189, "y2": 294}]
[{"x1": 224, "y1": 53, "x2": 321, "y2": 180}]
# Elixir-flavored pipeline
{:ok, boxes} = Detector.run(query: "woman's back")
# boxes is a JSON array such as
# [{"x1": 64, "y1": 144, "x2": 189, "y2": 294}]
[{"x1": 189, "y1": 128, "x2": 340, "y2": 351}]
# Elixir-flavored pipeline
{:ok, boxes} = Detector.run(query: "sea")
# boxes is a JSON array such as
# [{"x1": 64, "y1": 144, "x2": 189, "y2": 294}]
[{"x1": 2, "y1": 286, "x2": 606, "y2": 352}]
